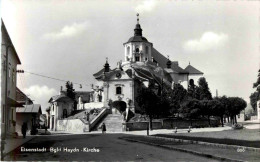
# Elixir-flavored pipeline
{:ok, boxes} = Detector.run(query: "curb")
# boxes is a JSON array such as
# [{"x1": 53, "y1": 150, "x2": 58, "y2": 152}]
[
  {"x1": 150, "y1": 135, "x2": 260, "y2": 152},
  {"x1": 120, "y1": 137, "x2": 245, "y2": 162}
]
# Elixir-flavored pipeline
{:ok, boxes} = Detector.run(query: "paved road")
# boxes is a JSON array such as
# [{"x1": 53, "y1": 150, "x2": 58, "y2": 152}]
[{"x1": 5, "y1": 134, "x2": 218, "y2": 161}]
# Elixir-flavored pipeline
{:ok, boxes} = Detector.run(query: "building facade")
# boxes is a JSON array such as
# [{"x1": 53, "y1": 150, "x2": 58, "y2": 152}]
[
  {"x1": 1, "y1": 19, "x2": 23, "y2": 138},
  {"x1": 90, "y1": 15, "x2": 204, "y2": 115},
  {"x1": 48, "y1": 95, "x2": 74, "y2": 131}
]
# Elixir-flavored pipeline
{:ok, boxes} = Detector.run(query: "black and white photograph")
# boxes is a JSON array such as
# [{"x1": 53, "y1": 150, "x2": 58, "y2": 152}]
[{"x1": 0, "y1": 0, "x2": 260, "y2": 161}]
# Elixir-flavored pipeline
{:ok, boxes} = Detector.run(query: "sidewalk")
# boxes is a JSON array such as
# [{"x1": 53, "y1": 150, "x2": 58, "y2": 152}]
[
  {"x1": 3, "y1": 135, "x2": 35, "y2": 155},
  {"x1": 44, "y1": 126, "x2": 232, "y2": 135},
  {"x1": 123, "y1": 126, "x2": 232, "y2": 136}
]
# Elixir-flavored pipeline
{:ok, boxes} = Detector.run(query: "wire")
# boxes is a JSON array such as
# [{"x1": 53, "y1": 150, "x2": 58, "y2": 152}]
[{"x1": 23, "y1": 70, "x2": 90, "y2": 86}]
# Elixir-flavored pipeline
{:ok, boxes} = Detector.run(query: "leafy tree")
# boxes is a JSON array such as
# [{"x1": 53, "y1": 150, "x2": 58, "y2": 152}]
[
  {"x1": 65, "y1": 81, "x2": 76, "y2": 110},
  {"x1": 187, "y1": 79, "x2": 199, "y2": 99},
  {"x1": 227, "y1": 97, "x2": 247, "y2": 124},
  {"x1": 209, "y1": 98, "x2": 225, "y2": 127},
  {"x1": 179, "y1": 98, "x2": 200, "y2": 125},
  {"x1": 250, "y1": 69, "x2": 260, "y2": 113},
  {"x1": 214, "y1": 96, "x2": 230, "y2": 126},
  {"x1": 250, "y1": 92, "x2": 259, "y2": 112},
  {"x1": 253, "y1": 69, "x2": 260, "y2": 89},
  {"x1": 197, "y1": 77, "x2": 212, "y2": 100},
  {"x1": 167, "y1": 83, "x2": 188, "y2": 116},
  {"x1": 136, "y1": 86, "x2": 160, "y2": 130}
]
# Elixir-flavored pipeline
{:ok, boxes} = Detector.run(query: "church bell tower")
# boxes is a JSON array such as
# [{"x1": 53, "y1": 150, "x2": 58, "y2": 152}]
[{"x1": 123, "y1": 14, "x2": 153, "y2": 63}]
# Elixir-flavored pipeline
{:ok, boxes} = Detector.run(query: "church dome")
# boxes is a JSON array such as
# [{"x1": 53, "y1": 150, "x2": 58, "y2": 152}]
[
  {"x1": 127, "y1": 35, "x2": 148, "y2": 43},
  {"x1": 125, "y1": 14, "x2": 149, "y2": 44}
]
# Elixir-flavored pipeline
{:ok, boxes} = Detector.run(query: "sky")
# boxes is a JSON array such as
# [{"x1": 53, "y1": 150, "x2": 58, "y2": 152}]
[{"x1": 1, "y1": 0, "x2": 259, "y2": 113}]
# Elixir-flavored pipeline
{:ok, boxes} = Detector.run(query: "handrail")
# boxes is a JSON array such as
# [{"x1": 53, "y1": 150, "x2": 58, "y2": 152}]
[{"x1": 89, "y1": 108, "x2": 109, "y2": 130}]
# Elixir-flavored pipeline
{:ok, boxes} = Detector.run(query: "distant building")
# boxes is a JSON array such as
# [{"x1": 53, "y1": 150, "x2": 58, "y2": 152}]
[
  {"x1": 16, "y1": 104, "x2": 42, "y2": 135},
  {"x1": 48, "y1": 95, "x2": 74, "y2": 131},
  {"x1": 16, "y1": 87, "x2": 33, "y2": 105},
  {"x1": 1, "y1": 19, "x2": 23, "y2": 138}
]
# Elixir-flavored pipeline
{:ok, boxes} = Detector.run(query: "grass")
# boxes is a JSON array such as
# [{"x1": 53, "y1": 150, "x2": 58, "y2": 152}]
[{"x1": 154, "y1": 129, "x2": 260, "y2": 148}]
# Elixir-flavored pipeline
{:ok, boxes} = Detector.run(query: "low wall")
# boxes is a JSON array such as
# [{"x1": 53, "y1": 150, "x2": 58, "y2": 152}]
[
  {"x1": 125, "y1": 119, "x2": 219, "y2": 131},
  {"x1": 57, "y1": 119, "x2": 89, "y2": 132},
  {"x1": 84, "y1": 102, "x2": 105, "y2": 109}
]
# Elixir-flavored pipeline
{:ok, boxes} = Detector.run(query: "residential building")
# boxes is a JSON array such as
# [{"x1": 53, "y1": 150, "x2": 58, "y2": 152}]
[
  {"x1": 16, "y1": 104, "x2": 42, "y2": 135},
  {"x1": 1, "y1": 19, "x2": 23, "y2": 138}
]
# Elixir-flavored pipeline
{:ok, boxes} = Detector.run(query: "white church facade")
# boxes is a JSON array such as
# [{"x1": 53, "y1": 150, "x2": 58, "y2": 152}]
[
  {"x1": 82, "y1": 14, "x2": 203, "y2": 114},
  {"x1": 49, "y1": 14, "x2": 204, "y2": 131}
]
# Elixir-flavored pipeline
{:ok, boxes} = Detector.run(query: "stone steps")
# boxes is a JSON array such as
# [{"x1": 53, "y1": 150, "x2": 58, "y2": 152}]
[{"x1": 97, "y1": 114, "x2": 124, "y2": 132}]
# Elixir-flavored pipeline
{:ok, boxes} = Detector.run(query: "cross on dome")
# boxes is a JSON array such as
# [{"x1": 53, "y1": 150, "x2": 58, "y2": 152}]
[{"x1": 137, "y1": 13, "x2": 139, "y2": 24}]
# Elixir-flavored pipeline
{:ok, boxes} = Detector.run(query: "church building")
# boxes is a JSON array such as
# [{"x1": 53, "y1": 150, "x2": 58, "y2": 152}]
[{"x1": 88, "y1": 14, "x2": 203, "y2": 115}]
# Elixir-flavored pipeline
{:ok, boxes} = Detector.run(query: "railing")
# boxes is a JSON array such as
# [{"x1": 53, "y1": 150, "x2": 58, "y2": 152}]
[{"x1": 89, "y1": 108, "x2": 109, "y2": 130}]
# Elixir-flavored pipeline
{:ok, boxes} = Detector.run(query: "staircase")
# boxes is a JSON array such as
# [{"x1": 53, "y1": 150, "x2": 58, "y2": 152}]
[{"x1": 96, "y1": 114, "x2": 124, "y2": 132}]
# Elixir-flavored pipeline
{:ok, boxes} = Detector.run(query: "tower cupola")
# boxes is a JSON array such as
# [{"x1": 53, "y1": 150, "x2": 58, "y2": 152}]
[
  {"x1": 123, "y1": 14, "x2": 153, "y2": 63},
  {"x1": 166, "y1": 56, "x2": 172, "y2": 69},
  {"x1": 134, "y1": 13, "x2": 142, "y2": 36},
  {"x1": 104, "y1": 57, "x2": 110, "y2": 72}
]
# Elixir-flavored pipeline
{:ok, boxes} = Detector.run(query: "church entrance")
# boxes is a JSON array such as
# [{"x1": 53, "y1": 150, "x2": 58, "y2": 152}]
[{"x1": 111, "y1": 101, "x2": 127, "y2": 114}]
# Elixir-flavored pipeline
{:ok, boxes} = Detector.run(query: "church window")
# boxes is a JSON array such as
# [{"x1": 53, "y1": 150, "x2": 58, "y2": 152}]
[
  {"x1": 127, "y1": 46, "x2": 130, "y2": 55},
  {"x1": 116, "y1": 87, "x2": 122, "y2": 94},
  {"x1": 63, "y1": 109, "x2": 67, "y2": 118},
  {"x1": 146, "y1": 46, "x2": 149, "y2": 54},
  {"x1": 189, "y1": 79, "x2": 194, "y2": 86},
  {"x1": 135, "y1": 56, "x2": 140, "y2": 61},
  {"x1": 135, "y1": 48, "x2": 139, "y2": 53}
]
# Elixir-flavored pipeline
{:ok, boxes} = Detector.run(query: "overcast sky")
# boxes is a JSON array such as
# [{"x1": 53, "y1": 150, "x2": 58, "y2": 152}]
[{"x1": 1, "y1": 0, "x2": 259, "y2": 113}]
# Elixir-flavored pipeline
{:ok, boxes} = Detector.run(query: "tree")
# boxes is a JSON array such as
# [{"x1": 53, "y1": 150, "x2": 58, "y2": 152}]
[
  {"x1": 167, "y1": 83, "x2": 187, "y2": 116},
  {"x1": 250, "y1": 69, "x2": 260, "y2": 113},
  {"x1": 210, "y1": 98, "x2": 225, "y2": 127},
  {"x1": 197, "y1": 77, "x2": 212, "y2": 100},
  {"x1": 187, "y1": 79, "x2": 199, "y2": 99},
  {"x1": 179, "y1": 98, "x2": 200, "y2": 125},
  {"x1": 215, "y1": 96, "x2": 230, "y2": 126},
  {"x1": 250, "y1": 92, "x2": 259, "y2": 112},
  {"x1": 227, "y1": 97, "x2": 247, "y2": 124},
  {"x1": 66, "y1": 81, "x2": 76, "y2": 110},
  {"x1": 136, "y1": 86, "x2": 160, "y2": 130}
]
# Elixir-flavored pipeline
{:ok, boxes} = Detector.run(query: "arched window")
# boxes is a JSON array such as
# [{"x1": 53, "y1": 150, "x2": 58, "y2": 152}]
[
  {"x1": 189, "y1": 79, "x2": 194, "y2": 86},
  {"x1": 127, "y1": 46, "x2": 130, "y2": 55},
  {"x1": 116, "y1": 87, "x2": 122, "y2": 94},
  {"x1": 145, "y1": 46, "x2": 149, "y2": 54},
  {"x1": 63, "y1": 109, "x2": 67, "y2": 119},
  {"x1": 135, "y1": 48, "x2": 139, "y2": 53}
]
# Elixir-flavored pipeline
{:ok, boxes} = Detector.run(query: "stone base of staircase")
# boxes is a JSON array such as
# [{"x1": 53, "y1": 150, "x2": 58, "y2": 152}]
[{"x1": 96, "y1": 114, "x2": 124, "y2": 132}]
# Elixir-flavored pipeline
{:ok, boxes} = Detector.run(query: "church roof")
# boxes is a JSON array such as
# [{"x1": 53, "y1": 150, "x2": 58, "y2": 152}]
[
  {"x1": 184, "y1": 64, "x2": 203, "y2": 75},
  {"x1": 48, "y1": 95, "x2": 73, "y2": 103},
  {"x1": 126, "y1": 36, "x2": 148, "y2": 43},
  {"x1": 93, "y1": 67, "x2": 112, "y2": 78},
  {"x1": 151, "y1": 48, "x2": 188, "y2": 74}
]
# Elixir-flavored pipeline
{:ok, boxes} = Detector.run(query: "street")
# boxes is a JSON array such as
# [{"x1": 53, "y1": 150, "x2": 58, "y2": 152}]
[{"x1": 5, "y1": 134, "x2": 218, "y2": 161}]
